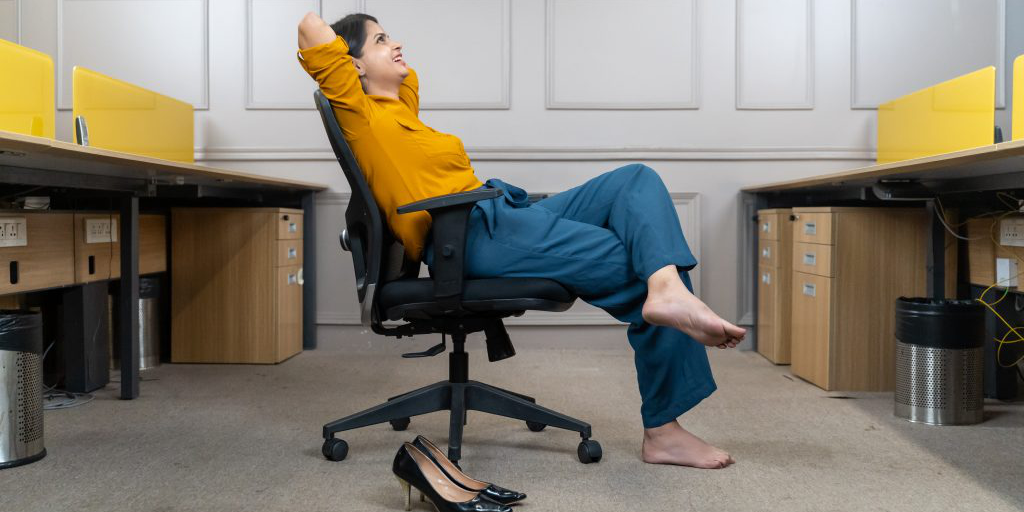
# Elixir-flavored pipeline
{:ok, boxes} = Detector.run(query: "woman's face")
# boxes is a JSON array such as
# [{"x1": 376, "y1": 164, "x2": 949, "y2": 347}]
[{"x1": 353, "y1": 20, "x2": 407, "y2": 86}]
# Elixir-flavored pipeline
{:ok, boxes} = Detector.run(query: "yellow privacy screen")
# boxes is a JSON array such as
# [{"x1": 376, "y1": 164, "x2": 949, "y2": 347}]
[
  {"x1": 1014, "y1": 55, "x2": 1024, "y2": 140},
  {"x1": 877, "y1": 67, "x2": 995, "y2": 164},
  {"x1": 0, "y1": 39, "x2": 55, "y2": 138},
  {"x1": 72, "y1": 66, "x2": 194, "y2": 162}
]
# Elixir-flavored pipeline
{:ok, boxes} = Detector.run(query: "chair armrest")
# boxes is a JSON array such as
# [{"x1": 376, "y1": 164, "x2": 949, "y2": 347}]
[
  {"x1": 397, "y1": 188, "x2": 502, "y2": 214},
  {"x1": 396, "y1": 188, "x2": 502, "y2": 311}
]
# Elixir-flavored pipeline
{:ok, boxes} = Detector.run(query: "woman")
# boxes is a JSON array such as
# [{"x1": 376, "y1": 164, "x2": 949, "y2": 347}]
[{"x1": 297, "y1": 12, "x2": 744, "y2": 470}]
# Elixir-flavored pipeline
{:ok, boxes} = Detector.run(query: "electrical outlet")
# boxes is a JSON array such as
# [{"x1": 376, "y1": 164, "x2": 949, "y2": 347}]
[{"x1": 999, "y1": 218, "x2": 1024, "y2": 247}]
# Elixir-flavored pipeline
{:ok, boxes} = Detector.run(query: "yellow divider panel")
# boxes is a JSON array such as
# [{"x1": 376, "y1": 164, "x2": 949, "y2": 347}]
[
  {"x1": 0, "y1": 39, "x2": 55, "y2": 138},
  {"x1": 72, "y1": 67, "x2": 194, "y2": 162},
  {"x1": 1013, "y1": 55, "x2": 1024, "y2": 140},
  {"x1": 877, "y1": 67, "x2": 995, "y2": 164}
]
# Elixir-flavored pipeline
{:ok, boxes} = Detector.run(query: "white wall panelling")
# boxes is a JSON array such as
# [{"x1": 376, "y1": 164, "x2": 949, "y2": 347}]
[
  {"x1": 56, "y1": 0, "x2": 209, "y2": 110},
  {"x1": 358, "y1": 0, "x2": 511, "y2": 109},
  {"x1": 735, "y1": 0, "x2": 813, "y2": 109},
  {"x1": 0, "y1": 0, "x2": 20, "y2": 43},
  {"x1": 247, "y1": 0, "x2": 322, "y2": 109},
  {"x1": 314, "y1": 192, "x2": 700, "y2": 326},
  {"x1": 851, "y1": 0, "x2": 1005, "y2": 109},
  {"x1": 194, "y1": 145, "x2": 875, "y2": 162},
  {"x1": 546, "y1": 0, "x2": 700, "y2": 109}
]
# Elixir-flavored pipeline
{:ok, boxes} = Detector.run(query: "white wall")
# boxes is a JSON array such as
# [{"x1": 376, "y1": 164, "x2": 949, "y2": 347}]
[{"x1": 6, "y1": 0, "x2": 1011, "y2": 327}]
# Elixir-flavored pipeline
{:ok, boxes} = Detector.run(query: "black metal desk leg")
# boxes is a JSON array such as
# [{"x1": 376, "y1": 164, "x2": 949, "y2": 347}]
[
  {"x1": 119, "y1": 196, "x2": 140, "y2": 399},
  {"x1": 302, "y1": 191, "x2": 317, "y2": 350},
  {"x1": 926, "y1": 200, "x2": 945, "y2": 299}
]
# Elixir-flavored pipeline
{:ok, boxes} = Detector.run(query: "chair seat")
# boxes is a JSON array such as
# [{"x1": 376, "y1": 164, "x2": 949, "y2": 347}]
[{"x1": 379, "y1": 277, "x2": 576, "y2": 320}]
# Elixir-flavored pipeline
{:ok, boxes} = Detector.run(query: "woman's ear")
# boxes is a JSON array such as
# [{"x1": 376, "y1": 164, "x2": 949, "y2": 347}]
[{"x1": 352, "y1": 57, "x2": 366, "y2": 77}]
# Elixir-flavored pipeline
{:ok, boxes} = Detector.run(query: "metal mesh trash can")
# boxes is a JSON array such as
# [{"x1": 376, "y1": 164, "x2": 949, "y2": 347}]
[
  {"x1": 894, "y1": 298, "x2": 985, "y2": 425},
  {"x1": 0, "y1": 310, "x2": 46, "y2": 469}
]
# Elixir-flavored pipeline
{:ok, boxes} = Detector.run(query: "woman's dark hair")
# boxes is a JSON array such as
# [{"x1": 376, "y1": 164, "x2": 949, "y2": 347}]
[{"x1": 330, "y1": 13, "x2": 379, "y2": 58}]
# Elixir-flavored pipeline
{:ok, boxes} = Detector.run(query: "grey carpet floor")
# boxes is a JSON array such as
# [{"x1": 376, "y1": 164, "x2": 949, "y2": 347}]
[{"x1": 1, "y1": 325, "x2": 1022, "y2": 512}]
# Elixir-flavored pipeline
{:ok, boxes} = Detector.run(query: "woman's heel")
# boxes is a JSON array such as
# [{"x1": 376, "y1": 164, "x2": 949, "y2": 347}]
[{"x1": 396, "y1": 476, "x2": 412, "y2": 511}]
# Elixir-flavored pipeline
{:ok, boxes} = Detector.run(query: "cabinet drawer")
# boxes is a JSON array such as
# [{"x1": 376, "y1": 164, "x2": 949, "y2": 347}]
[
  {"x1": 276, "y1": 265, "x2": 303, "y2": 361},
  {"x1": 277, "y1": 213, "x2": 302, "y2": 240},
  {"x1": 793, "y1": 242, "x2": 834, "y2": 277},
  {"x1": 758, "y1": 212, "x2": 781, "y2": 241},
  {"x1": 0, "y1": 213, "x2": 75, "y2": 294},
  {"x1": 791, "y1": 272, "x2": 832, "y2": 390},
  {"x1": 276, "y1": 240, "x2": 303, "y2": 267},
  {"x1": 757, "y1": 265, "x2": 776, "y2": 360},
  {"x1": 758, "y1": 239, "x2": 779, "y2": 267},
  {"x1": 792, "y1": 212, "x2": 834, "y2": 245}
]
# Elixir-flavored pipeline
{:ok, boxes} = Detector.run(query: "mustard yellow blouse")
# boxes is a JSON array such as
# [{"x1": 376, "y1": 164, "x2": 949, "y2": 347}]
[{"x1": 298, "y1": 37, "x2": 483, "y2": 263}]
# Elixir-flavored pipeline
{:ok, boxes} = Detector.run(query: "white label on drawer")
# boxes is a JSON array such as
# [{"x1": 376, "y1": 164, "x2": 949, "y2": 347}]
[
  {"x1": 288, "y1": 222, "x2": 298, "y2": 233},
  {"x1": 761, "y1": 222, "x2": 770, "y2": 233},
  {"x1": 85, "y1": 218, "x2": 117, "y2": 243},
  {"x1": 804, "y1": 222, "x2": 816, "y2": 235},
  {"x1": 762, "y1": 247, "x2": 771, "y2": 259},
  {"x1": 803, "y1": 252, "x2": 816, "y2": 265},
  {"x1": 288, "y1": 273, "x2": 298, "y2": 285},
  {"x1": 803, "y1": 283, "x2": 816, "y2": 297},
  {"x1": 288, "y1": 247, "x2": 298, "y2": 259},
  {"x1": 0, "y1": 217, "x2": 27, "y2": 247},
  {"x1": 762, "y1": 272, "x2": 771, "y2": 285}
]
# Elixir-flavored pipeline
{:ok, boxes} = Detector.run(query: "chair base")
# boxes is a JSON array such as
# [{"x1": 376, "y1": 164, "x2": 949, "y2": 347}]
[{"x1": 322, "y1": 378, "x2": 594, "y2": 463}]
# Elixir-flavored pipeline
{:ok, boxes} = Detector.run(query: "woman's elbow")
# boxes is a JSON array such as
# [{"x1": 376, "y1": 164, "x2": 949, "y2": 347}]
[{"x1": 298, "y1": 12, "x2": 332, "y2": 49}]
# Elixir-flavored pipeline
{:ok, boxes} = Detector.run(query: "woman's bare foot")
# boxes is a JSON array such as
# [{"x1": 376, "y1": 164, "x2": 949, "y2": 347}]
[
  {"x1": 642, "y1": 420, "x2": 735, "y2": 469},
  {"x1": 642, "y1": 265, "x2": 746, "y2": 347}
]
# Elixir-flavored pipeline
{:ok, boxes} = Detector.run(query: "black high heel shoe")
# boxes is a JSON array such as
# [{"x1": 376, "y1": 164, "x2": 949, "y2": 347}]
[
  {"x1": 412, "y1": 435, "x2": 526, "y2": 506},
  {"x1": 392, "y1": 443, "x2": 511, "y2": 512}
]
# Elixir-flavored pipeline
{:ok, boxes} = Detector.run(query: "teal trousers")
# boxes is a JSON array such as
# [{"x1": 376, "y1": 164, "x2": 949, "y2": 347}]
[{"x1": 426, "y1": 163, "x2": 715, "y2": 428}]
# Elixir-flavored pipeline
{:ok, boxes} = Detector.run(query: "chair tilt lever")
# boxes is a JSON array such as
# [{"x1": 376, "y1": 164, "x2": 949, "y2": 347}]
[{"x1": 402, "y1": 336, "x2": 447, "y2": 358}]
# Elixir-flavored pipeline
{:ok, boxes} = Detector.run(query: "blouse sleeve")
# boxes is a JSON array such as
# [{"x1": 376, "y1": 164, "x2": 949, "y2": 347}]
[
  {"x1": 298, "y1": 36, "x2": 371, "y2": 138},
  {"x1": 398, "y1": 67, "x2": 420, "y2": 116}
]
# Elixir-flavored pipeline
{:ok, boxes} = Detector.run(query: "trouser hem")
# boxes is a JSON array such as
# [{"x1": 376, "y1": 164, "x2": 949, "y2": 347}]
[{"x1": 641, "y1": 381, "x2": 717, "y2": 429}]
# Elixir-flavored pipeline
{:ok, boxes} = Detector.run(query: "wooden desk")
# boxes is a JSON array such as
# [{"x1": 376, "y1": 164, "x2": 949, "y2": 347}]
[
  {"x1": 0, "y1": 129, "x2": 327, "y2": 398},
  {"x1": 742, "y1": 140, "x2": 1024, "y2": 389}
]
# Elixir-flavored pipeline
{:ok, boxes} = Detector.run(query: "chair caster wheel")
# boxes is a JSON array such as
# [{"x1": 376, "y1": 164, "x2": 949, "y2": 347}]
[
  {"x1": 390, "y1": 418, "x2": 411, "y2": 431},
  {"x1": 322, "y1": 438, "x2": 349, "y2": 461},
  {"x1": 526, "y1": 421, "x2": 546, "y2": 432},
  {"x1": 577, "y1": 439, "x2": 602, "y2": 464}
]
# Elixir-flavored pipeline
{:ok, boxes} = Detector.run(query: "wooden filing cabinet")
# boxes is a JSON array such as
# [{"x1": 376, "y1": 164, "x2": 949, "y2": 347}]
[
  {"x1": 73, "y1": 212, "x2": 167, "y2": 283},
  {"x1": 0, "y1": 212, "x2": 75, "y2": 295},
  {"x1": 788, "y1": 207, "x2": 955, "y2": 391},
  {"x1": 756, "y1": 208, "x2": 792, "y2": 364},
  {"x1": 171, "y1": 208, "x2": 303, "y2": 364}
]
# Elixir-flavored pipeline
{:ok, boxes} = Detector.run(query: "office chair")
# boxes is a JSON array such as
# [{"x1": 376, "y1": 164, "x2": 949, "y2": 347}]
[{"x1": 313, "y1": 91, "x2": 602, "y2": 465}]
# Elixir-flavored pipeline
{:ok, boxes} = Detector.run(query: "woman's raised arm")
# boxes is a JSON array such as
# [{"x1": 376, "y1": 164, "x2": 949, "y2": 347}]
[
  {"x1": 298, "y1": 12, "x2": 335, "y2": 49},
  {"x1": 297, "y1": 12, "x2": 371, "y2": 135}
]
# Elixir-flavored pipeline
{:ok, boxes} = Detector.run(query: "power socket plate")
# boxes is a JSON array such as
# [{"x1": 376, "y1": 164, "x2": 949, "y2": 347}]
[{"x1": 999, "y1": 218, "x2": 1024, "y2": 247}]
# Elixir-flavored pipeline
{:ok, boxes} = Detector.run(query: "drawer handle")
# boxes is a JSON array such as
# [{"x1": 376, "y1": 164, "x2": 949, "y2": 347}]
[
  {"x1": 761, "y1": 247, "x2": 771, "y2": 259},
  {"x1": 289, "y1": 222, "x2": 298, "y2": 233},
  {"x1": 804, "y1": 221, "x2": 817, "y2": 235},
  {"x1": 762, "y1": 272, "x2": 771, "y2": 285},
  {"x1": 803, "y1": 252, "x2": 816, "y2": 265},
  {"x1": 803, "y1": 283, "x2": 816, "y2": 297},
  {"x1": 9, "y1": 261, "x2": 18, "y2": 285},
  {"x1": 288, "y1": 247, "x2": 298, "y2": 259},
  {"x1": 88, "y1": 255, "x2": 95, "y2": 275}
]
